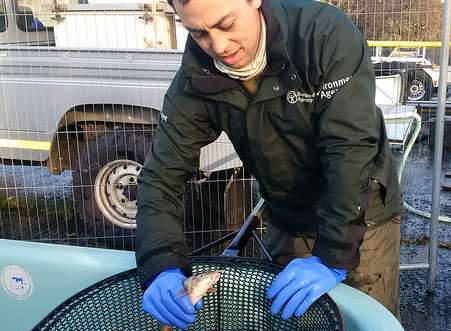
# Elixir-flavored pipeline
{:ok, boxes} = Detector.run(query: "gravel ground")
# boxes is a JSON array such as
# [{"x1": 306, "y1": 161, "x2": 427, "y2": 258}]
[
  {"x1": 398, "y1": 138, "x2": 451, "y2": 331},
  {"x1": 1, "y1": 135, "x2": 451, "y2": 330}
]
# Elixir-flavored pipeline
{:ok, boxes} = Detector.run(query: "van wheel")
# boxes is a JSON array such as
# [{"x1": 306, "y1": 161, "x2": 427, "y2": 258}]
[
  {"x1": 407, "y1": 70, "x2": 433, "y2": 101},
  {"x1": 72, "y1": 128, "x2": 154, "y2": 249}
]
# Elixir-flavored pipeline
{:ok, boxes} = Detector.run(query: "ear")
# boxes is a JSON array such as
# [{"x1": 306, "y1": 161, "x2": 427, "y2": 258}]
[{"x1": 249, "y1": 0, "x2": 262, "y2": 9}]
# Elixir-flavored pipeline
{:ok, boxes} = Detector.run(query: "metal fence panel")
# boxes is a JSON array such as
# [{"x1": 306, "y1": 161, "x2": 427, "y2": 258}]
[{"x1": 0, "y1": 0, "x2": 449, "y2": 270}]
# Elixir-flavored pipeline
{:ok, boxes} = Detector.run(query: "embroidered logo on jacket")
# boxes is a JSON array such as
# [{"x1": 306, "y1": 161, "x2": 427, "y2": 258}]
[
  {"x1": 286, "y1": 91, "x2": 315, "y2": 104},
  {"x1": 286, "y1": 74, "x2": 354, "y2": 104}
]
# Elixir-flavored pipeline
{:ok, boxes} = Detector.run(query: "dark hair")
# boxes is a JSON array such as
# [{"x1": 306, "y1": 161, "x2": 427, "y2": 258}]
[
  {"x1": 167, "y1": 0, "x2": 190, "y2": 7},
  {"x1": 169, "y1": 0, "x2": 254, "y2": 8}
]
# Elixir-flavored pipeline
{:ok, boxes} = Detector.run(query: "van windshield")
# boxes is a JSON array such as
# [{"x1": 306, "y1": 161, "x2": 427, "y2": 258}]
[
  {"x1": 0, "y1": 0, "x2": 6, "y2": 33},
  {"x1": 15, "y1": 1, "x2": 48, "y2": 32}
]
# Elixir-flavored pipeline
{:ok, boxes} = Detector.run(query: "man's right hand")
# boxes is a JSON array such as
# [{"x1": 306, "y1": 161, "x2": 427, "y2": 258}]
[{"x1": 142, "y1": 268, "x2": 202, "y2": 329}]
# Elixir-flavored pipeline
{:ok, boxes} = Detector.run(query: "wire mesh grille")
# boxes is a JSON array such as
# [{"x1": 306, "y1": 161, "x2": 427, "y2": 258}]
[
  {"x1": 32, "y1": 257, "x2": 343, "y2": 331},
  {"x1": 0, "y1": 0, "x2": 255, "y2": 251},
  {"x1": 326, "y1": 0, "x2": 443, "y2": 41}
]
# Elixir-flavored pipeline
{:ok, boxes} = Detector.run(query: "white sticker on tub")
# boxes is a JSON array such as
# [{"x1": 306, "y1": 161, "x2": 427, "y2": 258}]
[{"x1": 1, "y1": 265, "x2": 33, "y2": 300}]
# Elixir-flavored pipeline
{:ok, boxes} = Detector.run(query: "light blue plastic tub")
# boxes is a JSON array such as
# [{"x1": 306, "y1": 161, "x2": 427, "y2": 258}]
[{"x1": 0, "y1": 239, "x2": 404, "y2": 331}]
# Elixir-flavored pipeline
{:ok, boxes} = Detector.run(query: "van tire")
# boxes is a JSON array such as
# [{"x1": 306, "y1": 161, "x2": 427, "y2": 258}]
[
  {"x1": 72, "y1": 127, "x2": 154, "y2": 249},
  {"x1": 407, "y1": 70, "x2": 433, "y2": 101}
]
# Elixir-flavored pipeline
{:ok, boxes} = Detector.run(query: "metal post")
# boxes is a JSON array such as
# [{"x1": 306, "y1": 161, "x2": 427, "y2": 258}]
[{"x1": 429, "y1": 0, "x2": 451, "y2": 292}]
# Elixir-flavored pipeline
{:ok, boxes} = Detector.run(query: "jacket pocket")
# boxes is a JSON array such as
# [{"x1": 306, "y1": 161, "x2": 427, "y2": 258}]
[{"x1": 364, "y1": 177, "x2": 388, "y2": 226}]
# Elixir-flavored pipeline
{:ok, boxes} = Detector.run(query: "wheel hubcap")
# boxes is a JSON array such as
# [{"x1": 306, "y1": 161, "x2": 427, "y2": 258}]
[
  {"x1": 94, "y1": 160, "x2": 141, "y2": 229},
  {"x1": 408, "y1": 79, "x2": 426, "y2": 101}
]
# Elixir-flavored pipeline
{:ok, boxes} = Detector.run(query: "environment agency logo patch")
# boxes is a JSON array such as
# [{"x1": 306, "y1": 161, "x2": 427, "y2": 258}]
[
  {"x1": 287, "y1": 74, "x2": 354, "y2": 104},
  {"x1": 286, "y1": 91, "x2": 315, "y2": 104},
  {"x1": 1, "y1": 265, "x2": 33, "y2": 300}
]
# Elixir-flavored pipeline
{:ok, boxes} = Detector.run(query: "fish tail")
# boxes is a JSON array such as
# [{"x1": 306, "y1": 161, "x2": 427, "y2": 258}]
[{"x1": 159, "y1": 323, "x2": 172, "y2": 331}]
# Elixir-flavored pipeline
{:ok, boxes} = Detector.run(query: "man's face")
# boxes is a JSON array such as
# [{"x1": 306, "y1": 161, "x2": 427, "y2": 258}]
[{"x1": 173, "y1": 0, "x2": 262, "y2": 69}]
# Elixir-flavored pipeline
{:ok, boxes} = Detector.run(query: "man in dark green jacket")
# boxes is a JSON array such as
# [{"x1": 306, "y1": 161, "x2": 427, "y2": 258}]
[{"x1": 136, "y1": 0, "x2": 404, "y2": 328}]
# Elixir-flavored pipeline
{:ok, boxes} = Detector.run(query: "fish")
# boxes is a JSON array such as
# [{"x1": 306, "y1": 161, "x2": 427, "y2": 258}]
[{"x1": 159, "y1": 270, "x2": 222, "y2": 331}]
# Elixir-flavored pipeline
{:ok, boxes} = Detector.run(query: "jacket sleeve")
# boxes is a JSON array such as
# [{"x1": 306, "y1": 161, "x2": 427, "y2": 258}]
[
  {"x1": 311, "y1": 9, "x2": 380, "y2": 270},
  {"x1": 135, "y1": 70, "x2": 221, "y2": 286}
]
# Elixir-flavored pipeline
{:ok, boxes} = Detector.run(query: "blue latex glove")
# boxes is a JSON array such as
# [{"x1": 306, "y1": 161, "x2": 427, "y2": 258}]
[
  {"x1": 142, "y1": 268, "x2": 203, "y2": 329},
  {"x1": 267, "y1": 256, "x2": 347, "y2": 320}
]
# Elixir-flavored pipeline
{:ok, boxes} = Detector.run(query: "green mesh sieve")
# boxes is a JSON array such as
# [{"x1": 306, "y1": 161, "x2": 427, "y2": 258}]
[{"x1": 33, "y1": 256, "x2": 343, "y2": 331}]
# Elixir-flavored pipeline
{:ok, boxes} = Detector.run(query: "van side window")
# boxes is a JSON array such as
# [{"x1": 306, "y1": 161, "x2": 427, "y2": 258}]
[
  {"x1": 0, "y1": 0, "x2": 6, "y2": 33},
  {"x1": 15, "y1": 3, "x2": 46, "y2": 32}
]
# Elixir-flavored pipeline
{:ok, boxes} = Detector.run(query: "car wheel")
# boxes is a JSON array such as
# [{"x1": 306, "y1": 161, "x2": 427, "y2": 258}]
[
  {"x1": 73, "y1": 127, "x2": 154, "y2": 249},
  {"x1": 407, "y1": 70, "x2": 433, "y2": 101}
]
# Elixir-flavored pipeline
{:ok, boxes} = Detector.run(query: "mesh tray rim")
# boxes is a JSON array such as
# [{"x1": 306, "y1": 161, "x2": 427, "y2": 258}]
[{"x1": 32, "y1": 256, "x2": 344, "y2": 331}]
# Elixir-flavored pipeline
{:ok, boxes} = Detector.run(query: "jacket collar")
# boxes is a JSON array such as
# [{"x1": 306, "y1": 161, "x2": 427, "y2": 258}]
[
  {"x1": 180, "y1": 0, "x2": 290, "y2": 96},
  {"x1": 261, "y1": 0, "x2": 289, "y2": 75}
]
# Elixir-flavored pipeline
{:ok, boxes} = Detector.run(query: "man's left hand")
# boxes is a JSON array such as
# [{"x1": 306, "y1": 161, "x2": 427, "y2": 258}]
[{"x1": 267, "y1": 256, "x2": 347, "y2": 319}]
